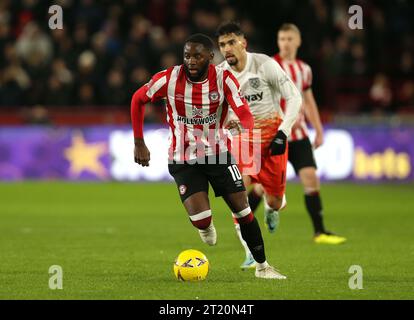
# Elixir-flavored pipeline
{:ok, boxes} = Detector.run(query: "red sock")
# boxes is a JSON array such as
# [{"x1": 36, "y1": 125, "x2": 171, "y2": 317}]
[
  {"x1": 233, "y1": 207, "x2": 254, "y2": 225},
  {"x1": 236, "y1": 212, "x2": 254, "y2": 225},
  {"x1": 189, "y1": 210, "x2": 212, "y2": 230}
]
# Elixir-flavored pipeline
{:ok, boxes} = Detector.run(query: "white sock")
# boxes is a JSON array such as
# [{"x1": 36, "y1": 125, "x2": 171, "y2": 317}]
[
  {"x1": 256, "y1": 261, "x2": 269, "y2": 270},
  {"x1": 234, "y1": 224, "x2": 251, "y2": 258}
]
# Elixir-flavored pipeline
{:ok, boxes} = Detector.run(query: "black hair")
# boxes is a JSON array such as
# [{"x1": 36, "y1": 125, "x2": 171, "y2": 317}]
[
  {"x1": 216, "y1": 21, "x2": 244, "y2": 37},
  {"x1": 184, "y1": 33, "x2": 214, "y2": 52}
]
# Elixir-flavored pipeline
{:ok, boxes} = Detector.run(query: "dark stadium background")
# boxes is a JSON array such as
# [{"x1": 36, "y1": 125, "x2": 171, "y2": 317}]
[
  {"x1": 0, "y1": 0, "x2": 413, "y2": 300},
  {"x1": 1, "y1": 0, "x2": 413, "y2": 123}
]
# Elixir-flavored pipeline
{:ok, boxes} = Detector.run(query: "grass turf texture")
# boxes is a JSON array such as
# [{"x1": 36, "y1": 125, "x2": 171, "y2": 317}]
[{"x1": 0, "y1": 182, "x2": 413, "y2": 300}]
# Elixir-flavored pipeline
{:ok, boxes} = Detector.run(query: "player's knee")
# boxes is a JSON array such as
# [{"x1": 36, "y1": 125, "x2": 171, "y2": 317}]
[
  {"x1": 253, "y1": 184, "x2": 264, "y2": 196},
  {"x1": 226, "y1": 192, "x2": 249, "y2": 213},
  {"x1": 189, "y1": 210, "x2": 212, "y2": 230},
  {"x1": 300, "y1": 168, "x2": 320, "y2": 190},
  {"x1": 304, "y1": 175, "x2": 319, "y2": 190}
]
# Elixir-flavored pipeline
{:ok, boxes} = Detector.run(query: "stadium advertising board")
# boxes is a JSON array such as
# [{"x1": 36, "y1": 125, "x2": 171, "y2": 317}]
[{"x1": 0, "y1": 126, "x2": 412, "y2": 182}]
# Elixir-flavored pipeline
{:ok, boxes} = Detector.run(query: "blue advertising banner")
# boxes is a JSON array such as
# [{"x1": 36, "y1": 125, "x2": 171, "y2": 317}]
[{"x1": 0, "y1": 125, "x2": 412, "y2": 182}]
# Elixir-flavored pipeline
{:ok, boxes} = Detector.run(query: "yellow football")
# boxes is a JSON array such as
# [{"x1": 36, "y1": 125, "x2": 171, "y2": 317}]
[{"x1": 173, "y1": 249, "x2": 209, "y2": 281}]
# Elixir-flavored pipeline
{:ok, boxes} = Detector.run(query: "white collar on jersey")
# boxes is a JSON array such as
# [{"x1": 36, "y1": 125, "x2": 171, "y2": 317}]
[{"x1": 185, "y1": 77, "x2": 209, "y2": 84}]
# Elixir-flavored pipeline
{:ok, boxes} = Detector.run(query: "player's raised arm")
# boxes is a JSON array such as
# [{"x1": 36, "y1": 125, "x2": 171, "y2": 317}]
[
  {"x1": 223, "y1": 71, "x2": 254, "y2": 130},
  {"x1": 265, "y1": 59, "x2": 302, "y2": 155},
  {"x1": 131, "y1": 70, "x2": 168, "y2": 167}
]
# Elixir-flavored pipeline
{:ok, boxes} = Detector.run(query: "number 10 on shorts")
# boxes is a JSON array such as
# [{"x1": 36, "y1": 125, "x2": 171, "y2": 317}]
[{"x1": 228, "y1": 165, "x2": 242, "y2": 181}]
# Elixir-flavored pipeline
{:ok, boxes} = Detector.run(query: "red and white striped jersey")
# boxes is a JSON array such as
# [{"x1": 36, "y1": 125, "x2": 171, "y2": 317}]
[
  {"x1": 274, "y1": 54, "x2": 313, "y2": 142},
  {"x1": 131, "y1": 64, "x2": 253, "y2": 161}
]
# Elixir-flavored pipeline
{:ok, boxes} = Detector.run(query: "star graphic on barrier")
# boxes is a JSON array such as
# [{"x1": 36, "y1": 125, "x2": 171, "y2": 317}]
[{"x1": 64, "y1": 132, "x2": 108, "y2": 179}]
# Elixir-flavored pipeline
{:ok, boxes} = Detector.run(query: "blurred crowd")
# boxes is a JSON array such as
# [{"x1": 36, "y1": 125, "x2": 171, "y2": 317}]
[{"x1": 0, "y1": 0, "x2": 413, "y2": 119}]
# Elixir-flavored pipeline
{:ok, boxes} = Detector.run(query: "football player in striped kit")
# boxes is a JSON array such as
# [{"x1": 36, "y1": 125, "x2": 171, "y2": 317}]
[{"x1": 131, "y1": 33, "x2": 286, "y2": 279}]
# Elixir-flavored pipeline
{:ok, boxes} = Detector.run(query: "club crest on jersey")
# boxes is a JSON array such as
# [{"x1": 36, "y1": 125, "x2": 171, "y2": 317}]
[
  {"x1": 179, "y1": 185, "x2": 187, "y2": 195},
  {"x1": 249, "y1": 77, "x2": 260, "y2": 89},
  {"x1": 192, "y1": 105, "x2": 203, "y2": 117},
  {"x1": 209, "y1": 91, "x2": 220, "y2": 102}
]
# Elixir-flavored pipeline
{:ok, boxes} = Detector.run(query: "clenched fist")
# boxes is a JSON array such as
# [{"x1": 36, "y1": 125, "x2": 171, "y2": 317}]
[
  {"x1": 226, "y1": 120, "x2": 242, "y2": 136},
  {"x1": 270, "y1": 131, "x2": 287, "y2": 156},
  {"x1": 134, "y1": 138, "x2": 150, "y2": 167}
]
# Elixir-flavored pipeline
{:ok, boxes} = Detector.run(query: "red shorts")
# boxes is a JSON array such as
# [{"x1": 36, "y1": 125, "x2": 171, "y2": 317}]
[{"x1": 231, "y1": 135, "x2": 288, "y2": 197}]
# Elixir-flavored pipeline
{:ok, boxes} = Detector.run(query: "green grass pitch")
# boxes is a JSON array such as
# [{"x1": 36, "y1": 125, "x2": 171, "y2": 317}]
[{"x1": 0, "y1": 182, "x2": 413, "y2": 300}]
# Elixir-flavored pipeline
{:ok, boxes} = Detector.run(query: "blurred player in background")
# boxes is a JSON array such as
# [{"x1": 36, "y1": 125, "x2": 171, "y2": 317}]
[
  {"x1": 131, "y1": 33, "x2": 286, "y2": 279},
  {"x1": 217, "y1": 22, "x2": 302, "y2": 269},
  {"x1": 248, "y1": 24, "x2": 347, "y2": 246}
]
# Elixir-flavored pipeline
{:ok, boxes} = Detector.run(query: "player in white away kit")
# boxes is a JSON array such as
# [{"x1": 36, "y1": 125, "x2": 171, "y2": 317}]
[
  {"x1": 248, "y1": 24, "x2": 347, "y2": 249},
  {"x1": 216, "y1": 22, "x2": 302, "y2": 269}
]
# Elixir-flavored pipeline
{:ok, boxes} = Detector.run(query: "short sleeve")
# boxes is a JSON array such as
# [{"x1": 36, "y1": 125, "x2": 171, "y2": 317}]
[{"x1": 145, "y1": 70, "x2": 168, "y2": 102}]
